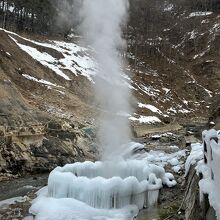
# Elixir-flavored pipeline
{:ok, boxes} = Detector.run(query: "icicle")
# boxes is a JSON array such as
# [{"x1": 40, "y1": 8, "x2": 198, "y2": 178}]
[{"x1": 47, "y1": 160, "x2": 173, "y2": 210}]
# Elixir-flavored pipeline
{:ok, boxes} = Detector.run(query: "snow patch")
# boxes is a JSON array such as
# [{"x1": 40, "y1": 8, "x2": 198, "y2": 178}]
[
  {"x1": 5, "y1": 52, "x2": 11, "y2": 56},
  {"x1": 10, "y1": 37, "x2": 71, "y2": 80},
  {"x1": 4, "y1": 29, "x2": 96, "y2": 82},
  {"x1": 22, "y1": 74, "x2": 63, "y2": 88},
  {"x1": 138, "y1": 103, "x2": 163, "y2": 115},
  {"x1": 164, "y1": 4, "x2": 174, "y2": 12},
  {"x1": 129, "y1": 116, "x2": 161, "y2": 124},
  {"x1": 189, "y1": 11, "x2": 213, "y2": 17},
  {"x1": 162, "y1": 88, "x2": 170, "y2": 94},
  {"x1": 0, "y1": 196, "x2": 28, "y2": 209}
]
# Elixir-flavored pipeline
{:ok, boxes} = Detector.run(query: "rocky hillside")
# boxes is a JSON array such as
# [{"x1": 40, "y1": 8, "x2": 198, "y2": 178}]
[
  {"x1": 128, "y1": 7, "x2": 220, "y2": 124},
  {"x1": 0, "y1": 3, "x2": 220, "y2": 179},
  {"x1": 0, "y1": 29, "x2": 98, "y2": 180}
]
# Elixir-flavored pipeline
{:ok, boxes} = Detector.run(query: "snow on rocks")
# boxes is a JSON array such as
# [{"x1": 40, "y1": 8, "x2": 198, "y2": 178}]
[
  {"x1": 134, "y1": 83, "x2": 160, "y2": 97},
  {"x1": 0, "y1": 196, "x2": 28, "y2": 209},
  {"x1": 10, "y1": 36, "x2": 71, "y2": 81},
  {"x1": 5, "y1": 51, "x2": 11, "y2": 56},
  {"x1": 185, "y1": 130, "x2": 220, "y2": 220},
  {"x1": 130, "y1": 144, "x2": 186, "y2": 174},
  {"x1": 184, "y1": 142, "x2": 203, "y2": 177},
  {"x1": 169, "y1": 158, "x2": 179, "y2": 166},
  {"x1": 138, "y1": 103, "x2": 163, "y2": 115},
  {"x1": 162, "y1": 87, "x2": 170, "y2": 94},
  {"x1": 197, "y1": 130, "x2": 220, "y2": 220},
  {"x1": 163, "y1": 3, "x2": 174, "y2": 12},
  {"x1": 129, "y1": 115, "x2": 161, "y2": 124},
  {"x1": 22, "y1": 74, "x2": 64, "y2": 88},
  {"x1": 172, "y1": 165, "x2": 181, "y2": 173},
  {"x1": 189, "y1": 11, "x2": 213, "y2": 18}
]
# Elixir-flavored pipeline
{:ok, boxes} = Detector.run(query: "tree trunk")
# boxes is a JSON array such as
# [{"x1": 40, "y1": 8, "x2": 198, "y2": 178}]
[
  {"x1": 31, "y1": 9, "x2": 34, "y2": 32},
  {"x1": 2, "y1": 1, "x2": 7, "y2": 29},
  {"x1": 1, "y1": 0, "x2": 5, "y2": 11}
]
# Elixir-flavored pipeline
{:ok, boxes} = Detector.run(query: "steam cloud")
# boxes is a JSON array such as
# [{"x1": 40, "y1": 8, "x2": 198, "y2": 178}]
[{"x1": 79, "y1": 0, "x2": 131, "y2": 160}]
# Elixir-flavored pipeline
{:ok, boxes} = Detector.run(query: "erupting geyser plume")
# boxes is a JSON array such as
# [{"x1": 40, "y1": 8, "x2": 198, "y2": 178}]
[
  {"x1": 80, "y1": 0, "x2": 131, "y2": 160},
  {"x1": 28, "y1": 2, "x2": 179, "y2": 219}
]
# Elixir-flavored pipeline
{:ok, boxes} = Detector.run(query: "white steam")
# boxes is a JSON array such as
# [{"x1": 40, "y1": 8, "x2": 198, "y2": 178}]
[{"x1": 79, "y1": 0, "x2": 131, "y2": 160}]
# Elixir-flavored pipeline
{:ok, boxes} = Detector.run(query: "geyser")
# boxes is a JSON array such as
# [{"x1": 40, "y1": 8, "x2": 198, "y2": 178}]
[
  {"x1": 29, "y1": 2, "x2": 177, "y2": 219},
  {"x1": 80, "y1": 0, "x2": 131, "y2": 159}
]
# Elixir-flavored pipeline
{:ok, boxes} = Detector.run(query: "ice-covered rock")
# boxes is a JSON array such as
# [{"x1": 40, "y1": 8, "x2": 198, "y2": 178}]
[{"x1": 47, "y1": 160, "x2": 167, "y2": 210}]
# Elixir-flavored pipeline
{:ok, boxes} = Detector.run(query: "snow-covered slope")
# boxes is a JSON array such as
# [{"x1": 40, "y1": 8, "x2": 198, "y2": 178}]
[
  {"x1": 0, "y1": 7, "x2": 219, "y2": 127},
  {"x1": 1, "y1": 28, "x2": 96, "y2": 82},
  {"x1": 127, "y1": 7, "x2": 220, "y2": 124}
]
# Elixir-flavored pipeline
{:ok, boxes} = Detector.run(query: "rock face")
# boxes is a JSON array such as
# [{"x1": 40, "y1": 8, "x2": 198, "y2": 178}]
[
  {"x1": 0, "y1": 120, "x2": 96, "y2": 181},
  {"x1": 184, "y1": 166, "x2": 203, "y2": 220},
  {"x1": 184, "y1": 165, "x2": 217, "y2": 220}
]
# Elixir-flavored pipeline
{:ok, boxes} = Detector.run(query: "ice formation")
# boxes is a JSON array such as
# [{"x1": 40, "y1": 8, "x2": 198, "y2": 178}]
[
  {"x1": 198, "y1": 130, "x2": 220, "y2": 220},
  {"x1": 30, "y1": 187, "x2": 139, "y2": 220},
  {"x1": 184, "y1": 142, "x2": 203, "y2": 176},
  {"x1": 29, "y1": 141, "x2": 180, "y2": 219},
  {"x1": 185, "y1": 130, "x2": 220, "y2": 220},
  {"x1": 128, "y1": 142, "x2": 186, "y2": 176},
  {"x1": 47, "y1": 159, "x2": 176, "y2": 210}
]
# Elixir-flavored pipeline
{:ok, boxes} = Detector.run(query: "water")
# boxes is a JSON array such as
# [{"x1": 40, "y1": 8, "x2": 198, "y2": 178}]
[
  {"x1": 0, "y1": 174, "x2": 48, "y2": 200},
  {"x1": 137, "y1": 207, "x2": 160, "y2": 220}
]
